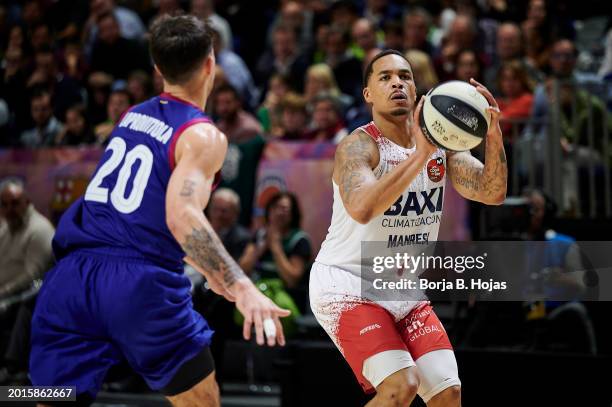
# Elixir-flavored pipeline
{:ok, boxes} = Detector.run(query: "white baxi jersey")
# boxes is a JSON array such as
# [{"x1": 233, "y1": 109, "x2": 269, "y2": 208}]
[{"x1": 316, "y1": 121, "x2": 446, "y2": 277}]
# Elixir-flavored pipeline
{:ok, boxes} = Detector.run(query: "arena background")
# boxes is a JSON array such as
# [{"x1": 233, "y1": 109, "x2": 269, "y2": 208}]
[{"x1": 1, "y1": 0, "x2": 612, "y2": 406}]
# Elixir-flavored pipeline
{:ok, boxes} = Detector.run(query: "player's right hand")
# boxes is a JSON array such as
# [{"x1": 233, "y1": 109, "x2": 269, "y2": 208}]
[
  {"x1": 234, "y1": 281, "x2": 291, "y2": 347},
  {"x1": 412, "y1": 96, "x2": 437, "y2": 157}
]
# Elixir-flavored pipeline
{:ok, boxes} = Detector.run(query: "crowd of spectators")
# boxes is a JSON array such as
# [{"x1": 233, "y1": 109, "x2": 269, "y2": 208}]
[{"x1": 1, "y1": 0, "x2": 611, "y2": 149}]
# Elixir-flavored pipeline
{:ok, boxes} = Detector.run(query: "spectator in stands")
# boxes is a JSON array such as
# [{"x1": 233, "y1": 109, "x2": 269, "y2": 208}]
[
  {"x1": 0, "y1": 178, "x2": 55, "y2": 300},
  {"x1": 27, "y1": 46, "x2": 84, "y2": 121},
  {"x1": 29, "y1": 22, "x2": 52, "y2": 52},
  {"x1": 403, "y1": 8, "x2": 434, "y2": 55},
  {"x1": 90, "y1": 12, "x2": 150, "y2": 81},
  {"x1": 83, "y1": 0, "x2": 145, "y2": 55},
  {"x1": 521, "y1": 0, "x2": 554, "y2": 73},
  {"x1": 256, "y1": 23, "x2": 309, "y2": 92},
  {"x1": 496, "y1": 61, "x2": 534, "y2": 137},
  {"x1": 126, "y1": 70, "x2": 153, "y2": 104},
  {"x1": 54, "y1": 104, "x2": 95, "y2": 146},
  {"x1": 436, "y1": 14, "x2": 480, "y2": 82},
  {"x1": 363, "y1": 0, "x2": 402, "y2": 30},
  {"x1": 213, "y1": 84, "x2": 263, "y2": 144},
  {"x1": 328, "y1": 1, "x2": 360, "y2": 32},
  {"x1": 1, "y1": 46, "x2": 29, "y2": 138},
  {"x1": 304, "y1": 63, "x2": 353, "y2": 112},
  {"x1": 94, "y1": 88, "x2": 131, "y2": 145},
  {"x1": 382, "y1": 20, "x2": 403, "y2": 51},
  {"x1": 303, "y1": 93, "x2": 348, "y2": 143},
  {"x1": 148, "y1": 0, "x2": 183, "y2": 27},
  {"x1": 0, "y1": 177, "x2": 54, "y2": 385},
  {"x1": 240, "y1": 191, "x2": 311, "y2": 291},
  {"x1": 323, "y1": 25, "x2": 362, "y2": 100},
  {"x1": 211, "y1": 25, "x2": 259, "y2": 110},
  {"x1": 269, "y1": 1, "x2": 314, "y2": 55},
  {"x1": 405, "y1": 49, "x2": 439, "y2": 97},
  {"x1": 351, "y1": 18, "x2": 379, "y2": 60},
  {"x1": 521, "y1": 188, "x2": 596, "y2": 354},
  {"x1": 277, "y1": 92, "x2": 308, "y2": 140},
  {"x1": 257, "y1": 74, "x2": 290, "y2": 135},
  {"x1": 59, "y1": 41, "x2": 89, "y2": 83},
  {"x1": 20, "y1": 89, "x2": 63, "y2": 148},
  {"x1": 484, "y1": 22, "x2": 543, "y2": 96},
  {"x1": 207, "y1": 188, "x2": 251, "y2": 261},
  {"x1": 215, "y1": 85, "x2": 267, "y2": 226},
  {"x1": 86, "y1": 71, "x2": 113, "y2": 126},
  {"x1": 527, "y1": 39, "x2": 605, "y2": 139},
  {"x1": 454, "y1": 48, "x2": 484, "y2": 83},
  {"x1": 190, "y1": 0, "x2": 233, "y2": 51}
]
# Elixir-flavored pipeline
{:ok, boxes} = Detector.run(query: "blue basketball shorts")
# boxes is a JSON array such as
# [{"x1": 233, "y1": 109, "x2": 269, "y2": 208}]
[{"x1": 29, "y1": 250, "x2": 214, "y2": 398}]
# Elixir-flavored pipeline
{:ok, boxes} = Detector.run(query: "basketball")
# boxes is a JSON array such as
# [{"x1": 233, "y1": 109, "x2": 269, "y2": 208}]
[{"x1": 419, "y1": 80, "x2": 491, "y2": 152}]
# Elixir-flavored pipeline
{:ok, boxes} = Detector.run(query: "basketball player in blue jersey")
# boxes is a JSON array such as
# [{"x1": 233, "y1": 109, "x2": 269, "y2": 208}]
[{"x1": 30, "y1": 15, "x2": 289, "y2": 406}]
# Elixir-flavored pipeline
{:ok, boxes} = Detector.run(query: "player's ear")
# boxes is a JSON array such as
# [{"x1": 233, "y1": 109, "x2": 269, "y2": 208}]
[{"x1": 363, "y1": 86, "x2": 371, "y2": 104}]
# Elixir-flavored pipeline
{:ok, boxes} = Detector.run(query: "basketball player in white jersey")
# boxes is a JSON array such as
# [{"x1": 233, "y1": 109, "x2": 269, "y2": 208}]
[{"x1": 311, "y1": 50, "x2": 507, "y2": 406}]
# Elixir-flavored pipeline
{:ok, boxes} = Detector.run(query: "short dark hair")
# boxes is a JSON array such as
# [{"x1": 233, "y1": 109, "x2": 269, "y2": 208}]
[
  {"x1": 149, "y1": 15, "x2": 213, "y2": 85},
  {"x1": 363, "y1": 49, "x2": 410, "y2": 88}
]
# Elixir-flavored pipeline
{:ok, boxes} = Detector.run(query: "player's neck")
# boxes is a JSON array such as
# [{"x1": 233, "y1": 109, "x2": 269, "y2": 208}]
[
  {"x1": 373, "y1": 111, "x2": 415, "y2": 149},
  {"x1": 162, "y1": 84, "x2": 208, "y2": 111}
]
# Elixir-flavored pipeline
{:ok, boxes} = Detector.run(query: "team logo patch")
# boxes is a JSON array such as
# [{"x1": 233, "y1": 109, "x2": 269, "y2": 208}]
[{"x1": 427, "y1": 157, "x2": 445, "y2": 182}]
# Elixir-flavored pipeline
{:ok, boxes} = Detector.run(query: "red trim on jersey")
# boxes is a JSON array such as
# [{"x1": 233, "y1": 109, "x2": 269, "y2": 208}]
[
  {"x1": 160, "y1": 92, "x2": 204, "y2": 112},
  {"x1": 168, "y1": 118, "x2": 212, "y2": 171},
  {"x1": 360, "y1": 121, "x2": 383, "y2": 141}
]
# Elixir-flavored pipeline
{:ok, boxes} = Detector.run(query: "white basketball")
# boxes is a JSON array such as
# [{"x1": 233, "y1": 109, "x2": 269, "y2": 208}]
[{"x1": 419, "y1": 80, "x2": 490, "y2": 152}]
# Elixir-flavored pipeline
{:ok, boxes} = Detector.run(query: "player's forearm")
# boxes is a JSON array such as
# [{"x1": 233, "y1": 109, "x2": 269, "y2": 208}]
[
  {"x1": 480, "y1": 133, "x2": 507, "y2": 204},
  {"x1": 345, "y1": 150, "x2": 430, "y2": 223},
  {"x1": 169, "y1": 206, "x2": 249, "y2": 289}
]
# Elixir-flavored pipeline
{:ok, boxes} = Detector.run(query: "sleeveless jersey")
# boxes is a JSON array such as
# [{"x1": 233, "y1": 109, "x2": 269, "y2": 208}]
[
  {"x1": 53, "y1": 93, "x2": 212, "y2": 271},
  {"x1": 315, "y1": 121, "x2": 447, "y2": 275}
]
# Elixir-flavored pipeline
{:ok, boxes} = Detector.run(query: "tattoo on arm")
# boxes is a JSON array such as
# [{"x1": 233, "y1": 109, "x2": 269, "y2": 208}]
[
  {"x1": 180, "y1": 179, "x2": 196, "y2": 197},
  {"x1": 338, "y1": 133, "x2": 374, "y2": 204},
  {"x1": 182, "y1": 224, "x2": 245, "y2": 287},
  {"x1": 449, "y1": 139, "x2": 507, "y2": 202}
]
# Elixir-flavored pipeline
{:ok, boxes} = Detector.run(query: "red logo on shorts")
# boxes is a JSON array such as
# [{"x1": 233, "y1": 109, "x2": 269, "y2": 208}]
[{"x1": 427, "y1": 157, "x2": 445, "y2": 182}]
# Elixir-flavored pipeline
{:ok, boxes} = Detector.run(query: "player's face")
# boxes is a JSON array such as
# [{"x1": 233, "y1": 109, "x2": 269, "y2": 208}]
[{"x1": 364, "y1": 54, "x2": 416, "y2": 117}]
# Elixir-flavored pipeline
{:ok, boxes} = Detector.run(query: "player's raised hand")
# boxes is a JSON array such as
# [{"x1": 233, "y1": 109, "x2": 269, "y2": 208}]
[
  {"x1": 412, "y1": 95, "x2": 437, "y2": 157},
  {"x1": 469, "y1": 78, "x2": 502, "y2": 139},
  {"x1": 234, "y1": 282, "x2": 291, "y2": 347}
]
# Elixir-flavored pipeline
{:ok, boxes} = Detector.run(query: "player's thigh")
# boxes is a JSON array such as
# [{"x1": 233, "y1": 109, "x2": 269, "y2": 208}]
[
  {"x1": 106, "y1": 264, "x2": 215, "y2": 393},
  {"x1": 166, "y1": 370, "x2": 220, "y2": 407},
  {"x1": 415, "y1": 349, "x2": 461, "y2": 403}
]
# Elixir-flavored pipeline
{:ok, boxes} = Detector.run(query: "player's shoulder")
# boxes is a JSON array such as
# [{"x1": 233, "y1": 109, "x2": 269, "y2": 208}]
[
  {"x1": 335, "y1": 128, "x2": 379, "y2": 162},
  {"x1": 179, "y1": 122, "x2": 227, "y2": 150}
]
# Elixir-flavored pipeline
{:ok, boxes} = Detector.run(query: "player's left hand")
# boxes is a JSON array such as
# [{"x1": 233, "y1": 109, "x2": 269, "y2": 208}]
[{"x1": 469, "y1": 78, "x2": 502, "y2": 139}]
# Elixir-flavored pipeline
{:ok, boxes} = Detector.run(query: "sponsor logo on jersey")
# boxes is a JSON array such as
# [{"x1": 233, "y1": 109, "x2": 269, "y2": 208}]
[
  {"x1": 427, "y1": 157, "x2": 445, "y2": 182},
  {"x1": 384, "y1": 186, "x2": 444, "y2": 217}
]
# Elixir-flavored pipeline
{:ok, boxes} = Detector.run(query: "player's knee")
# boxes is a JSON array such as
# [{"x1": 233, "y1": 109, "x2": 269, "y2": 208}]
[
  {"x1": 431, "y1": 385, "x2": 461, "y2": 406},
  {"x1": 377, "y1": 368, "x2": 420, "y2": 406}
]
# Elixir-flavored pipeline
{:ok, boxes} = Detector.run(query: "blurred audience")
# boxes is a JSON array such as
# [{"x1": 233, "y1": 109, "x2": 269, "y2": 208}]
[
  {"x1": 277, "y1": 92, "x2": 309, "y2": 141},
  {"x1": 94, "y1": 88, "x2": 131, "y2": 145},
  {"x1": 497, "y1": 61, "x2": 535, "y2": 137},
  {"x1": 54, "y1": 104, "x2": 95, "y2": 146},
  {"x1": 207, "y1": 188, "x2": 251, "y2": 261},
  {"x1": 257, "y1": 74, "x2": 290, "y2": 135},
  {"x1": 20, "y1": 89, "x2": 63, "y2": 148},
  {"x1": 213, "y1": 84, "x2": 262, "y2": 144},
  {"x1": 303, "y1": 93, "x2": 348, "y2": 143}
]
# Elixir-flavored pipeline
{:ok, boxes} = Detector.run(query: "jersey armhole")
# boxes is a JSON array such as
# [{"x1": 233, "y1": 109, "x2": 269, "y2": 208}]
[{"x1": 168, "y1": 118, "x2": 212, "y2": 171}]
